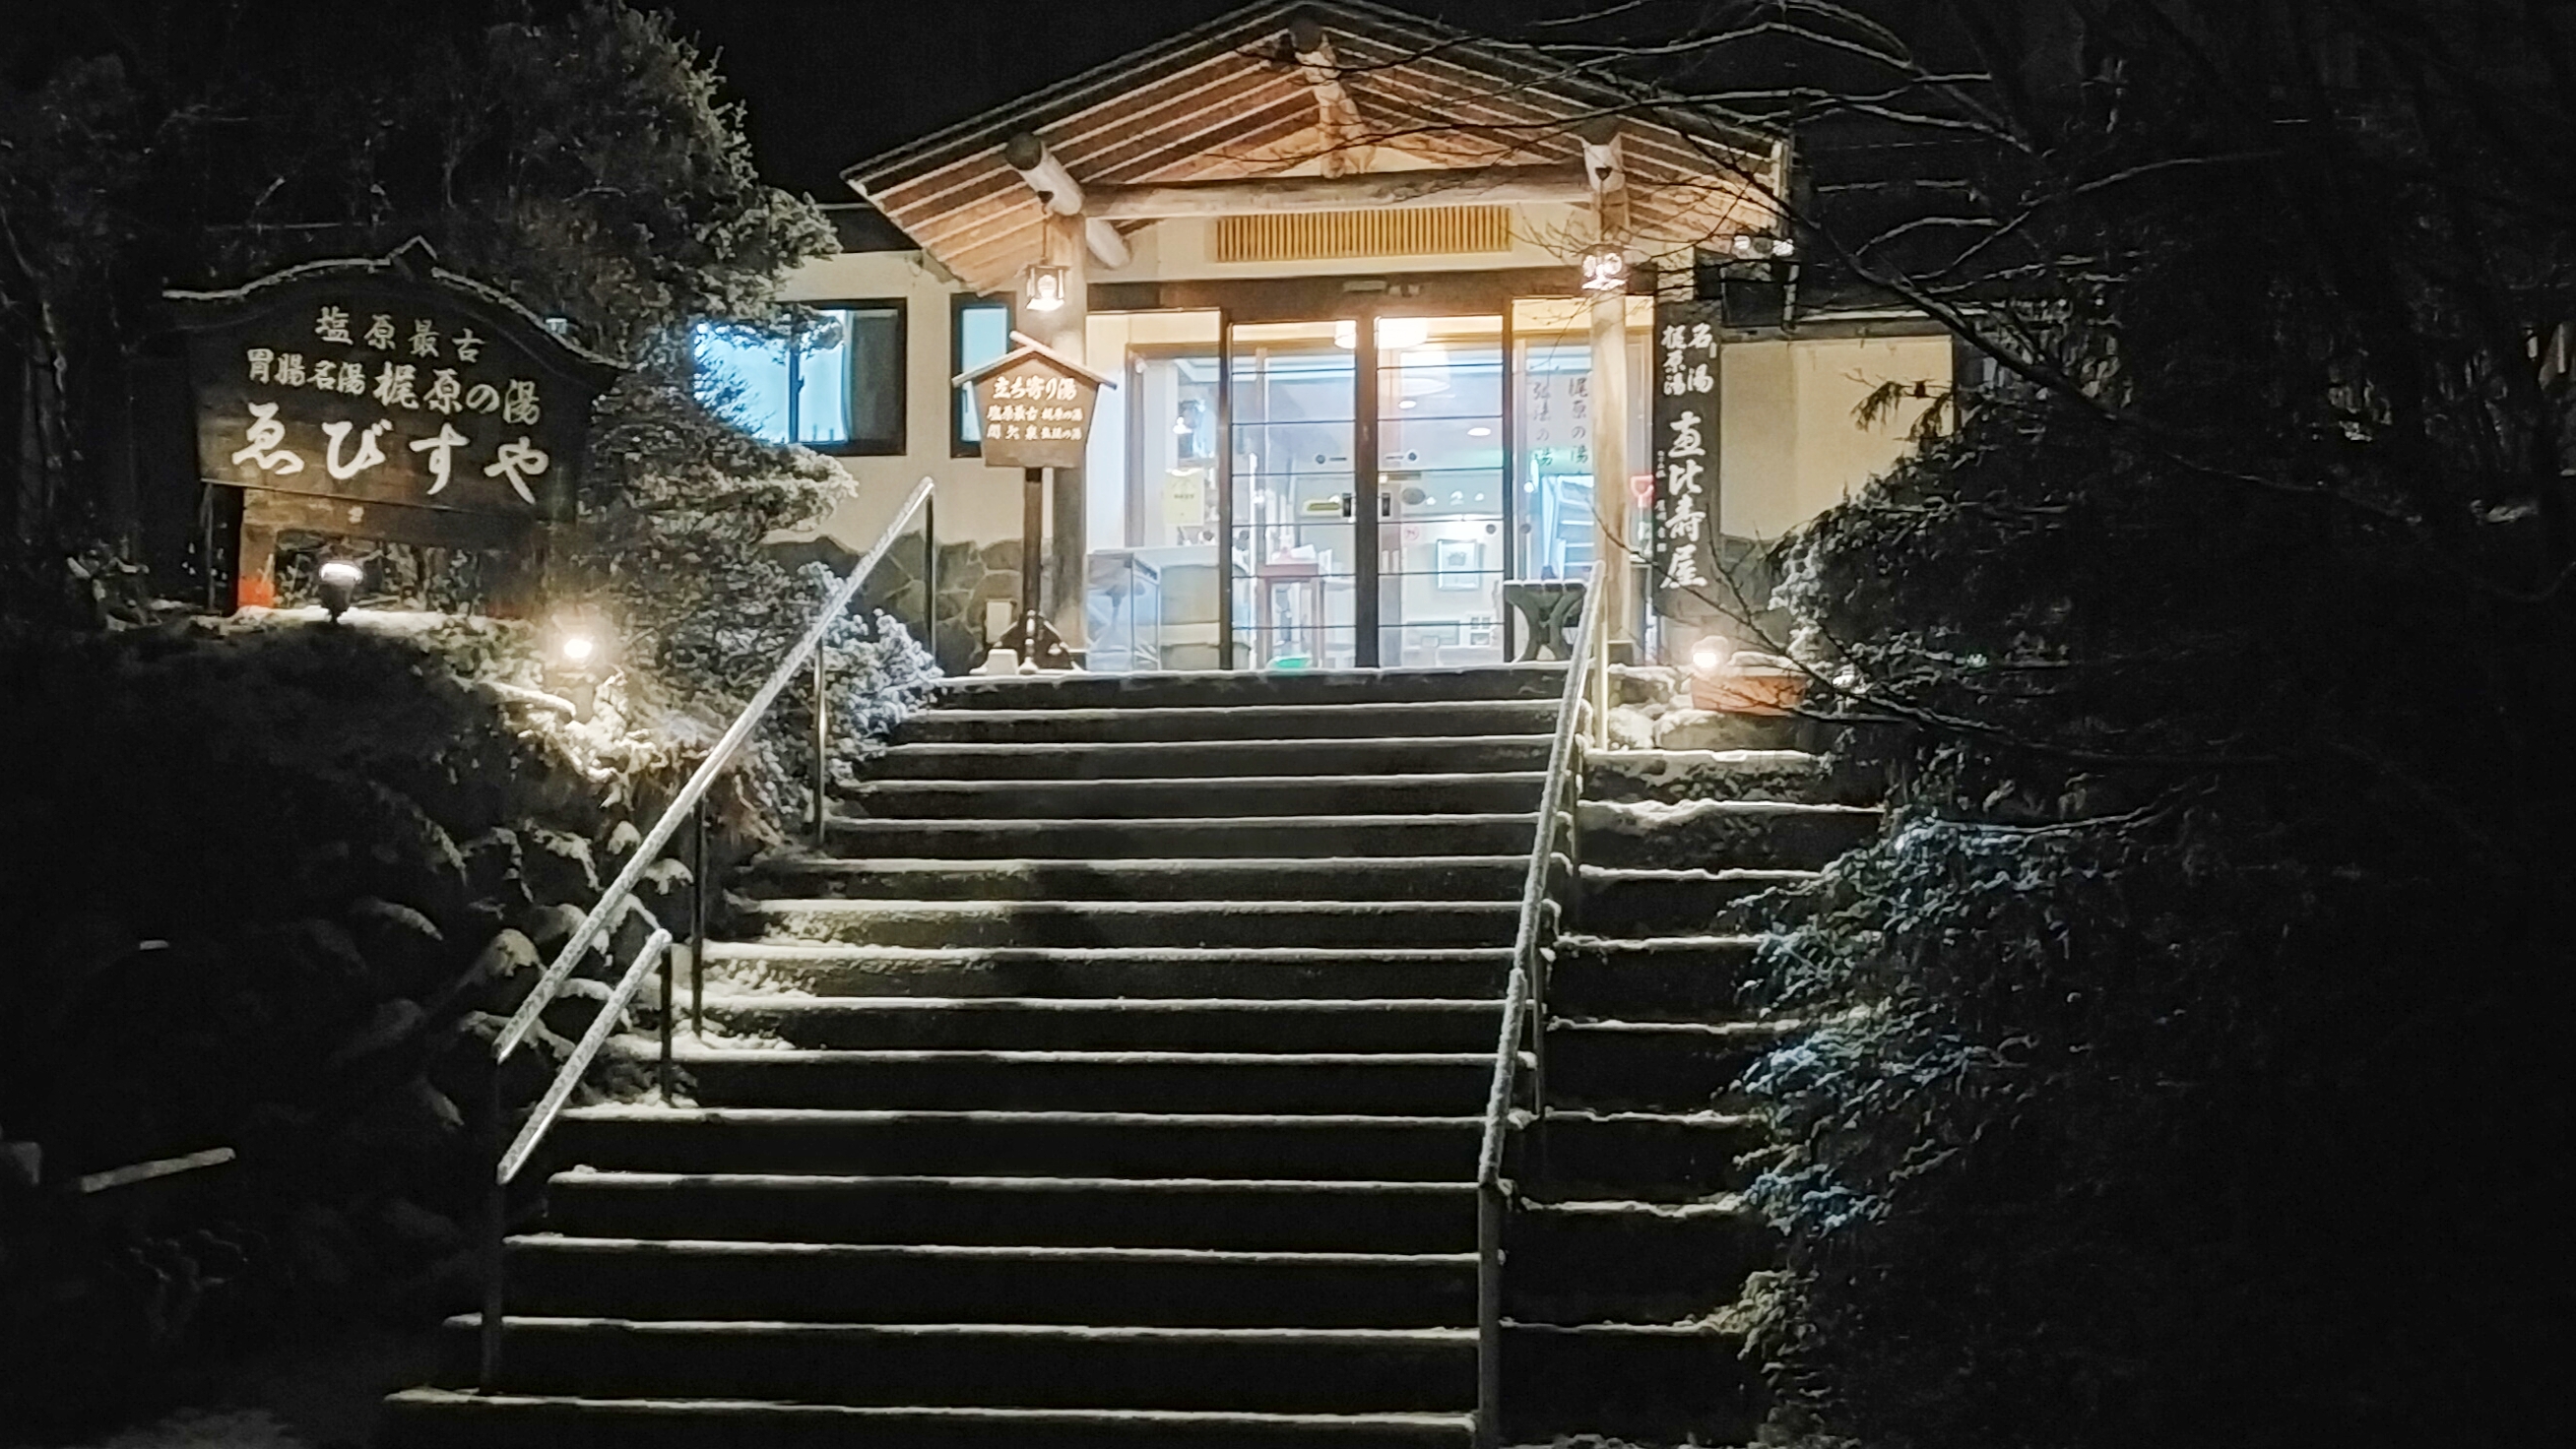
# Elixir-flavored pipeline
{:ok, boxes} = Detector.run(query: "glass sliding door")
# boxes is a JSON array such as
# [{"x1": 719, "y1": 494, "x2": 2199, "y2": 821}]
[
  {"x1": 1375, "y1": 315, "x2": 1507, "y2": 668},
  {"x1": 1227, "y1": 320, "x2": 1359, "y2": 669}
]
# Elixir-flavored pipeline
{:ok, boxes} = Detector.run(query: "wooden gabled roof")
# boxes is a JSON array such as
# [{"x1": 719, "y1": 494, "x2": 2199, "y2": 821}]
[{"x1": 842, "y1": 1, "x2": 1783, "y2": 294}]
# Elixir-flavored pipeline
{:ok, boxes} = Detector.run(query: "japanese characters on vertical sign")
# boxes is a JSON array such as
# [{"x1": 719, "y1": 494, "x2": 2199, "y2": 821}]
[
  {"x1": 169, "y1": 245, "x2": 619, "y2": 526},
  {"x1": 1652, "y1": 301, "x2": 1722, "y2": 610},
  {"x1": 1522, "y1": 367, "x2": 1591, "y2": 482}
]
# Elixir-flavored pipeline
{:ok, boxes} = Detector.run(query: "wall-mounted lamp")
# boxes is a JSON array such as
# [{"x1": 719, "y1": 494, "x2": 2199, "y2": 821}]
[
  {"x1": 1730, "y1": 232, "x2": 1797, "y2": 260},
  {"x1": 317, "y1": 559, "x2": 363, "y2": 623},
  {"x1": 1024, "y1": 262, "x2": 1069, "y2": 313},
  {"x1": 1580, "y1": 245, "x2": 1630, "y2": 293},
  {"x1": 1690, "y1": 634, "x2": 1731, "y2": 676}
]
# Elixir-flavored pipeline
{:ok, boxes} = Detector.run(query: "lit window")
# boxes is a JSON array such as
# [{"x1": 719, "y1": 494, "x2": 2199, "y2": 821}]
[
  {"x1": 693, "y1": 301, "x2": 904, "y2": 455},
  {"x1": 952, "y1": 294, "x2": 1012, "y2": 455}
]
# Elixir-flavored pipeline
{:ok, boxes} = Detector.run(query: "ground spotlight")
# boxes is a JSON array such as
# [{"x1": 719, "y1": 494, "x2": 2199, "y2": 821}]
[{"x1": 318, "y1": 559, "x2": 363, "y2": 622}]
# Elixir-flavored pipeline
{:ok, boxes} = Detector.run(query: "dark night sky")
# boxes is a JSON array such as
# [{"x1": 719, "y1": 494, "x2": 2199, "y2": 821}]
[{"x1": 653, "y1": 0, "x2": 1594, "y2": 199}]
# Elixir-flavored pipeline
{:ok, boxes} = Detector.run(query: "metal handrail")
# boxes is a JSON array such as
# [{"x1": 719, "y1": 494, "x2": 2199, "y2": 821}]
[
  {"x1": 477, "y1": 475, "x2": 935, "y2": 1390},
  {"x1": 490, "y1": 472, "x2": 938, "y2": 1069},
  {"x1": 1474, "y1": 574, "x2": 1608, "y2": 1449}
]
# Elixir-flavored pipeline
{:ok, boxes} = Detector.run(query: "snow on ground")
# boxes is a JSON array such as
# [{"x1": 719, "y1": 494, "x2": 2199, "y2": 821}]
[{"x1": 66, "y1": 1410, "x2": 307, "y2": 1449}]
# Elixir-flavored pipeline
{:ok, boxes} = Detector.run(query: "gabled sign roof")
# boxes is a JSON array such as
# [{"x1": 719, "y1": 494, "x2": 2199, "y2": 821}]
[
  {"x1": 951, "y1": 331, "x2": 1121, "y2": 391},
  {"x1": 843, "y1": 0, "x2": 1784, "y2": 294}
]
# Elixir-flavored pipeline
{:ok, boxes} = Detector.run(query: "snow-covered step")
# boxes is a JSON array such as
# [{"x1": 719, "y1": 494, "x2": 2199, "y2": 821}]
[
  {"x1": 691, "y1": 994, "x2": 1504, "y2": 1052},
  {"x1": 1513, "y1": 1110, "x2": 1771, "y2": 1202},
  {"x1": 822, "y1": 812, "x2": 1542, "y2": 859},
  {"x1": 743, "y1": 852, "x2": 1530, "y2": 902},
  {"x1": 499, "y1": 1237, "x2": 1476, "y2": 1328},
  {"x1": 1575, "y1": 864, "x2": 1819, "y2": 935},
  {"x1": 547, "y1": 1107, "x2": 1482, "y2": 1181},
  {"x1": 867, "y1": 734, "x2": 1549, "y2": 781},
  {"x1": 836, "y1": 772, "x2": 1547, "y2": 821},
  {"x1": 696, "y1": 942, "x2": 1513, "y2": 1000},
  {"x1": 897, "y1": 698, "x2": 1555, "y2": 745},
  {"x1": 622, "y1": 1044, "x2": 1497, "y2": 1115},
  {"x1": 1498, "y1": 1320, "x2": 1763, "y2": 1444},
  {"x1": 1545, "y1": 933, "x2": 1767, "y2": 1022},
  {"x1": 436, "y1": 1316, "x2": 1478, "y2": 1414},
  {"x1": 933, "y1": 665, "x2": 1562, "y2": 711},
  {"x1": 1576, "y1": 795, "x2": 1882, "y2": 869},
  {"x1": 736, "y1": 898, "x2": 1519, "y2": 951},
  {"x1": 1542, "y1": 1017, "x2": 1804, "y2": 1111},
  {"x1": 545, "y1": 1172, "x2": 1477, "y2": 1253},
  {"x1": 1584, "y1": 747, "x2": 1834, "y2": 803},
  {"x1": 1506, "y1": 1195, "x2": 1777, "y2": 1325},
  {"x1": 382, "y1": 1391, "x2": 1476, "y2": 1449}
]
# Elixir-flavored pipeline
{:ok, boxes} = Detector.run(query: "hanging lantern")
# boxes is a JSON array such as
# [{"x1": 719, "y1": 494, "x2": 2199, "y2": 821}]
[
  {"x1": 1579, "y1": 245, "x2": 1629, "y2": 293},
  {"x1": 1024, "y1": 262, "x2": 1070, "y2": 313}
]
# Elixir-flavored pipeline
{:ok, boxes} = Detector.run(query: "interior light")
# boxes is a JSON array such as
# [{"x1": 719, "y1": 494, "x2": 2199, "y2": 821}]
[
  {"x1": 1024, "y1": 263, "x2": 1069, "y2": 313},
  {"x1": 1691, "y1": 635, "x2": 1730, "y2": 675},
  {"x1": 1467, "y1": 426, "x2": 1492, "y2": 438},
  {"x1": 1399, "y1": 399, "x2": 1417, "y2": 410},
  {"x1": 1377, "y1": 317, "x2": 1429, "y2": 350},
  {"x1": 1333, "y1": 320, "x2": 1357, "y2": 349}
]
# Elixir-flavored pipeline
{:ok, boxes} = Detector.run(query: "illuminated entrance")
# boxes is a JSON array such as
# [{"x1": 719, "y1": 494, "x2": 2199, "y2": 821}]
[{"x1": 1087, "y1": 298, "x2": 1644, "y2": 671}]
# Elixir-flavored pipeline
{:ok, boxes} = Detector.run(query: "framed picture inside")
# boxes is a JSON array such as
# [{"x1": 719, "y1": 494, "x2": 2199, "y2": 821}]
[{"x1": 1435, "y1": 537, "x2": 1482, "y2": 591}]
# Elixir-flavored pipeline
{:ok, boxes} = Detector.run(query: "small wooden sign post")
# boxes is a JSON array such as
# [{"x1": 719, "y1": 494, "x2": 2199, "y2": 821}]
[
  {"x1": 167, "y1": 239, "x2": 620, "y2": 613},
  {"x1": 954, "y1": 332, "x2": 1114, "y2": 669}
]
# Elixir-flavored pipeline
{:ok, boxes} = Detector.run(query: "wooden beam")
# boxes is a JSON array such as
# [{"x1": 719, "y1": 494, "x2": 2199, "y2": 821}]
[
  {"x1": 1087, "y1": 160, "x2": 1591, "y2": 220},
  {"x1": 1288, "y1": 17, "x2": 1368, "y2": 177},
  {"x1": 1580, "y1": 121, "x2": 1631, "y2": 240},
  {"x1": 1001, "y1": 133, "x2": 1133, "y2": 270}
]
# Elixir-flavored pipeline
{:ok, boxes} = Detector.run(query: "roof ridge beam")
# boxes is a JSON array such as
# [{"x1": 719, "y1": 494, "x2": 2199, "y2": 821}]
[
  {"x1": 1087, "y1": 159, "x2": 1591, "y2": 220},
  {"x1": 1001, "y1": 132, "x2": 1133, "y2": 270},
  {"x1": 1288, "y1": 15, "x2": 1369, "y2": 177}
]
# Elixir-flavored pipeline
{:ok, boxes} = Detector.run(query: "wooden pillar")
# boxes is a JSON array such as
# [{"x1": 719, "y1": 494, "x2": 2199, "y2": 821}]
[
  {"x1": 1583, "y1": 123, "x2": 1636, "y2": 653},
  {"x1": 1033, "y1": 211, "x2": 1089, "y2": 656},
  {"x1": 1020, "y1": 466, "x2": 1046, "y2": 636}
]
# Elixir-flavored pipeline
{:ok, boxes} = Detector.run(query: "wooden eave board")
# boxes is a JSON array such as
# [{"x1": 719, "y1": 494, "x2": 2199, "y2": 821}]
[{"x1": 847, "y1": 0, "x2": 1781, "y2": 292}]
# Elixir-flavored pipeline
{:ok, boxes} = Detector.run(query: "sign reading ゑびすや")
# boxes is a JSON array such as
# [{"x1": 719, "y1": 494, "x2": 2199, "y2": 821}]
[{"x1": 168, "y1": 241, "x2": 619, "y2": 608}]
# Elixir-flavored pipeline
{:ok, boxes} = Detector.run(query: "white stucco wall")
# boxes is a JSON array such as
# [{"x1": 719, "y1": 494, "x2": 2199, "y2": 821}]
[
  {"x1": 1718, "y1": 332, "x2": 1951, "y2": 539},
  {"x1": 775, "y1": 251, "x2": 1024, "y2": 551}
]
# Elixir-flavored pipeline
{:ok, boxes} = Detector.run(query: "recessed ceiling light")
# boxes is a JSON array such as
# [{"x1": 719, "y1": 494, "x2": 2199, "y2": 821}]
[{"x1": 1467, "y1": 426, "x2": 1492, "y2": 437}]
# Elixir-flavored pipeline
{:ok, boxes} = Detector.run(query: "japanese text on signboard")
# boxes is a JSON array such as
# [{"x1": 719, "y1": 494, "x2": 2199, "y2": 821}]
[
  {"x1": 1652, "y1": 303, "x2": 1721, "y2": 603},
  {"x1": 179, "y1": 278, "x2": 607, "y2": 523}
]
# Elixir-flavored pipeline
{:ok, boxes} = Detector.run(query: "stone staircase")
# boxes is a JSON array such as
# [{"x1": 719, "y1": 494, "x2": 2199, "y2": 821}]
[
  {"x1": 1513, "y1": 704, "x2": 1884, "y2": 1442},
  {"x1": 380, "y1": 665, "x2": 1883, "y2": 1447}
]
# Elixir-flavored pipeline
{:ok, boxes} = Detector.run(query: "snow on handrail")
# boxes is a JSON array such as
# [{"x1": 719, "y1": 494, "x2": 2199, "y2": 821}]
[
  {"x1": 1478, "y1": 574, "x2": 1602, "y2": 1190},
  {"x1": 491, "y1": 475, "x2": 935, "y2": 1066},
  {"x1": 498, "y1": 928, "x2": 670, "y2": 1186},
  {"x1": 1473, "y1": 573, "x2": 1603, "y2": 1449}
]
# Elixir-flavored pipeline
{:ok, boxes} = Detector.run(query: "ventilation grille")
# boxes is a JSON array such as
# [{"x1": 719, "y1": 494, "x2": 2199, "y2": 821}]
[{"x1": 1214, "y1": 206, "x2": 1512, "y2": 263}]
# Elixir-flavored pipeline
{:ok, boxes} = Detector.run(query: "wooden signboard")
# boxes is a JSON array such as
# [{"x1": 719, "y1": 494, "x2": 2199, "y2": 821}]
[
  {"x1": 956, "y1": 333, "x2": 1115, "y2": 472},
  {"x1": 167, "y1": 240, "x2": 620, "y2": 610},
  {"x1": 1651, "y1": 300, "x2": 1723, "y2": 616}
]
